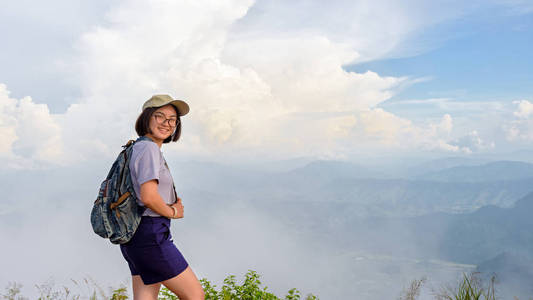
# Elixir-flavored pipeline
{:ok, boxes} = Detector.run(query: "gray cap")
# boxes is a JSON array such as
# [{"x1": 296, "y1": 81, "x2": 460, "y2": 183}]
[{"x1": 142, "y1": 94, "x2": 190, "y2": 116}]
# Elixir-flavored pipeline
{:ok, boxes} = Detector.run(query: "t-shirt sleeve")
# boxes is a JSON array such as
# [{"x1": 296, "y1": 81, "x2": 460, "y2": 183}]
[{"x1": 132, "y1": 143, "x2": 161, "y2": 186}]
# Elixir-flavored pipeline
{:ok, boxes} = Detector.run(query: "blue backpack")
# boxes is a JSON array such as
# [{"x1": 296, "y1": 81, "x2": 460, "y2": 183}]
[{"x1": 90, "y1": 136, "x2": 149, "y2": 244}]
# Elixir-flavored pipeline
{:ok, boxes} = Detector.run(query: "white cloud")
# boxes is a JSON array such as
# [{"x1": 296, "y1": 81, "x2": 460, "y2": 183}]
[
  {"x1": 0, "y1": 84, "x2": 66, "y2": 169},
  {"x1": 0, "y1": 1, "x2": 113, "y2": 112},
  {"x1": 448, "y1": 130, "x2": 495, "y2": 154},
  {"x1": 356, "y1": 111, "x2": 473, "y2": 154},
  {"x1": 507, "y1": 119, "x2": 533, "y2": 142},
  {"x1": 436, "y1": 113, "x2": 453, "y2": 134},
  {"x1": 1, "y1": 0, "x2": 504, "y2": 169},
  {"x1": 512, "y1": 100, "x2": 533, "y2": 119},
  {"x1": 60, "y1": 0, "x2": 415, "y2": 160},
  {"x1": 506, "y1": 100, "x2": 533, "y2": 142},
  {"x1": 230, "y1": 0, "x2": 483, "y2": 62}
]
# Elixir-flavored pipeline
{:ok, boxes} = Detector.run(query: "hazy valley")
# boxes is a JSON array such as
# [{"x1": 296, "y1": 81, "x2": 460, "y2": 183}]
[{"x1": 2, "y1": 156, "x2": 533, "y2": 299}]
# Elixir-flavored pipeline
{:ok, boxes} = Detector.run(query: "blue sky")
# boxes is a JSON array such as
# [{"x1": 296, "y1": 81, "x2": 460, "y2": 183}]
[{"x1": 349, "y1": 8, "x2": 533, "y2": 105}]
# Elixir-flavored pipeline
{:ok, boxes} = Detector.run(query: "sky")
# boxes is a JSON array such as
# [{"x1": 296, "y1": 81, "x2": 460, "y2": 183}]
[
  {"x1": 1, "y1": 1, "x2": 533, "y2": 298},
  {"x1": 1, "y1": 0, "x2": 533, "y2": 170}
]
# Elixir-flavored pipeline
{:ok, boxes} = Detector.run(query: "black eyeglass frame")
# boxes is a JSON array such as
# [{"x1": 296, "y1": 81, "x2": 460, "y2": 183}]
[{"x1": 152, "y1": 112, "x2": 180, "y2": 127}]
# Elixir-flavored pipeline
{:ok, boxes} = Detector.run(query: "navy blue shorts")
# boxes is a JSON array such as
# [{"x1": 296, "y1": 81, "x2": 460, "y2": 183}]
[{"x1": 120, "y1": 216, "x2": 189, "y2": 284}]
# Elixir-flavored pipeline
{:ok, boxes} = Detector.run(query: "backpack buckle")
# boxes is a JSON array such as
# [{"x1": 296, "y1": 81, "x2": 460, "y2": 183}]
[{"x1": 122, "y1": 139, "x2": 135, "y2": 149}]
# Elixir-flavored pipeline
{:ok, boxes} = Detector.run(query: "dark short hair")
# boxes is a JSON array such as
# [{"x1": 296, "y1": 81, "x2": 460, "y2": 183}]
[{"x1": 135, "y1": 105, "x2": 181, "y2": 143}]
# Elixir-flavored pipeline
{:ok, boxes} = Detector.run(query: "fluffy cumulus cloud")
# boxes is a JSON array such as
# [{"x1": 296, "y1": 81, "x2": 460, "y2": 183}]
[
  {"x1": 506, "y1": 100, "x2": 533, "y2": 141},
  {"x1": 448, "y1": 130, "x2": 495, "y2": 154},
  {"x1": 0, "y1": 84, "x2": 66, "y2": 169},
  {"x1": 229, "y1": 0, "x2": 486, "y2": 62},
  {"x1": 513, "y1": 100, "x2": 533, "y2": 119},
  {"x1": 0, "y1": 0, "x2": 497, "y2": 169}
]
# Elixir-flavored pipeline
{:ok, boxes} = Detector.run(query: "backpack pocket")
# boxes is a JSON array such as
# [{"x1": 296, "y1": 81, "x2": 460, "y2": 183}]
[
  {"x1": 90, "y1": 180, "x2": 111, "y2": 238},
  {"x1": 90, "y1": 198, "x2": 108, "y2": 238}
]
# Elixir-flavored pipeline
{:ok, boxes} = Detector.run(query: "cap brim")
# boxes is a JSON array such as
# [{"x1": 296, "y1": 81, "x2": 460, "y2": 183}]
[{"x1": 169, "y1": 100, "x2": 189, "y2": 116}]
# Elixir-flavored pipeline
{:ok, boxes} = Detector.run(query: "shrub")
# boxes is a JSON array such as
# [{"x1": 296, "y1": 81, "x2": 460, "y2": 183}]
[
  {"x1": 434, "y1": 272, "x2": 496, "y2": 300},
  {"x1": 0, "y1": 270, "x2": 319, "y2": 299},
  {"x1": 159, "y1": 269, "x2": 319, "y2": 300}
]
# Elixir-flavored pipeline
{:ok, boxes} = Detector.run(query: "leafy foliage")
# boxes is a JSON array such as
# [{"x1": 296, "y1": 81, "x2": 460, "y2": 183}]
[
  {"x1": 158, "y1": 270, "x2": 318, "y2": 300},
  {"x1": 398, "y1": 277, "x2": 426, "y2": 300},
  {"x1": 0, "y1": 270, "x2": 318, "y2": 299},
  {"x1": 5, "y1": 270, "x2": 526, "y2": 300},
  {"x1": 110, "y1": 286, "x2": 128, "y2": 300},
  {"x1": 434, "y1": 272, "x2": 496, "y2": 300},
  {"x1": 1, "y1": 282, "x2": 27, "y2": 300}
]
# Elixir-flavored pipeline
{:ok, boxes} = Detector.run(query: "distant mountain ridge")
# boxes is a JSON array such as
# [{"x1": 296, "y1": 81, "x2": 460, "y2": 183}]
[
  {"x1": 476, "y1": 251, "x2": 533, "y2": 298},
  {"x1": 405, "y1": 156, "x2": 490, "y2": 176},
  {"x1": 276, "y1": 189, "x2": 533, "y2": 298},
  {"x1": 172, "y1": 159, "x2": 533, "y2": 216},
  {"x1": 285, "y1": 160, "x2": 388, "y2": 180},
  {"x1": 173, "y1": 158, "x2": 533, "y2": 298},
  {"x1": 414, "y1": 160, "x2": 533, "y2": 182},
  {"x1": 435, "y1": 191, "x2": 533, "y2": 263}
]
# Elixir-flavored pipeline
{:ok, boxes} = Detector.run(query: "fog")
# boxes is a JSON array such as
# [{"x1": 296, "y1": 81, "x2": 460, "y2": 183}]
[
  {"x1": 2, "y1": 155, "x2": 532, "y2": 299},
  {"x1": 1, "y1": 0, "x2": 533, "y2": 298}
]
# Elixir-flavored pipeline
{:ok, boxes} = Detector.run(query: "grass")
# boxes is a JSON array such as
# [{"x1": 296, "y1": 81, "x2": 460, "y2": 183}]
[
  {"x1": 398, "y1": 271, "x2": 532, "y2": 300},
  {"x1": 398, "y1": 276, "x2": 427, "y2": 300},
  {"x1": 1, "y1": 270, "x2": 318, "y2": 300},
  {"x1": 433, "y1": 272, "x2": 496, "y2": 300},
  {"x1": 2, "y1": 270, "x2": 531, "y2": 299}
]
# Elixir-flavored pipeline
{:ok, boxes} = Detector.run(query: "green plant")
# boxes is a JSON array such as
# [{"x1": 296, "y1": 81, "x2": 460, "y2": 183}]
[
  {"x1": 158, "y1": 286, "x2": 178, "y2": 299},
  {"x1": 159, "y1": 269, "x2": 319, "y2": 300},
  {"x1": 0, "y1": 276, "x2": 128, "y2": 300},
  {"x1": 35, "y1": 279, "x2": 61, "y2": 300},
  {"x1": 110, "y1": 286, "x2": 128, "y2": 300},
  {"x1": 2, "y1": 270, "x2": 319, "y2": 299},
  {"x1": 398, "y1": 277, "x2": 427, "y2": 300},
  {"x1": 200, "y1": 278, "x2": 218, "y2": 299},
  {"x1": 1, "y1": 282, "x2": 28, "y2": 300},
  {"x1": 435, "y1": 272, "x2": 496, "y2": 300},
  {"x1": 285, "y1": 288, "x2": 301, "y2": 300}
]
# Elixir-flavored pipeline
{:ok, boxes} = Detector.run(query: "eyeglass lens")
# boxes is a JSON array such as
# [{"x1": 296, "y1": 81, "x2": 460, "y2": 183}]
[{"x1": 154, "y1": 113, "x2": 179, "y2": 127}]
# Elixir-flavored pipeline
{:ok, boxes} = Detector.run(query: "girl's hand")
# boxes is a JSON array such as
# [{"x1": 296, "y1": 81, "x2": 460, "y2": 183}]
[{"x1": 170, "y1": 198, "x2": 184, "y2": 219}]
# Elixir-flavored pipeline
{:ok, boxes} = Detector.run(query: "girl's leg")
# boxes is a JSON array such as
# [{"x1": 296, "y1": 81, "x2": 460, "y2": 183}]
[
  {"x1": 161, "y1": 266, "x2": 205, "y2": 300},
  {"x1": 132, "y1": 275, "x2": 161, "y2": 300}
]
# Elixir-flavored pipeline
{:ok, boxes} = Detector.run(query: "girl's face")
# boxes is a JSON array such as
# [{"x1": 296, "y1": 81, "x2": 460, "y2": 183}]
[{"x1": 148, "y1": 104, "x2": 178, "y2": 141}]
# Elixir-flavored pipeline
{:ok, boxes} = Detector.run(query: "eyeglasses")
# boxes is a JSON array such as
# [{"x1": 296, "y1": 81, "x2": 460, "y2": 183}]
[{"x1": 152, "y1": 112, "x2": 180, "y2": 127}]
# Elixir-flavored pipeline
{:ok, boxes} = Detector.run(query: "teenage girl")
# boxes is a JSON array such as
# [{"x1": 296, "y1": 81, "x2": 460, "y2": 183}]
[{"x1": 120, "y1": 94, "x2": 205, "y2": 300}]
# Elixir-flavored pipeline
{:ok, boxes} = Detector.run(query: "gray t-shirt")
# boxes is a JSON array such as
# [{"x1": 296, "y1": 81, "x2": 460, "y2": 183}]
[{"x1": 129, "y1": 139, "x2": 176, "y2": 217}]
